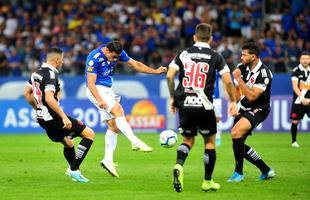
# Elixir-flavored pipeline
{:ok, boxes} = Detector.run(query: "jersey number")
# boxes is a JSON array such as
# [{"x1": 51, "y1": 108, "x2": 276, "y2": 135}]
[{"x1": 182, "y1": 62, "x2": 209, "y2": 89}]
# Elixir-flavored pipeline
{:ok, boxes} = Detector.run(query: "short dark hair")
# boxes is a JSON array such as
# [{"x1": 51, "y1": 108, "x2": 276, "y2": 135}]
[
  {"x1": 195, "y1": 23, "x2": 212, "y2": 42},
  {"x1": 242, "y1": 42, "x2": 260, "y2": 57},
  {"x1": 47, "y1": 47, "x2": 63, "y2": 55},
  {"x1": 106, "y1": 41, "x2": 123, "y2": 55},
  {"x1": 300, "y1": 51, "x2": 310, "y2": 57}
]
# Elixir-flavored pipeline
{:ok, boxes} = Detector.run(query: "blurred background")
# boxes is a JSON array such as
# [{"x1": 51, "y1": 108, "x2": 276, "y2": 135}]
[
  {"x1": 0, "y1": 0, "x2": 309, "y2": 133},
  {"x1": 0, "y1": 0, "x2": 309, "y2": 76}
]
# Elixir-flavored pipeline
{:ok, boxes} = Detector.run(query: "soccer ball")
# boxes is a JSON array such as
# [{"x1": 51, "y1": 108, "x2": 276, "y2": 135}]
[{"x1": 159, "y1": 130, "x2": 178, "y2": 148}]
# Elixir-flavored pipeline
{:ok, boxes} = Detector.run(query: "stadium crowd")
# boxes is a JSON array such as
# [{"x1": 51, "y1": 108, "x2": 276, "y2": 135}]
[{"x1": 0, "y1": 0, "x2": 309, "y2": 76}]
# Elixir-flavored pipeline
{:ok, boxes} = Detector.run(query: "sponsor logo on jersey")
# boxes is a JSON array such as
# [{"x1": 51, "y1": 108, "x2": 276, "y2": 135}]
[
  {"x1": 93, "y1": 52, "x2": 100, "y2": 59},
  {"x1": 102, "y1": 68, "x2": 113, "y2": 76},
  {"x1": 87, "y1": 67, "x2": 94, "y2": 72},
  {"x1": 184, "y1": 96, "x2": 203, "y2": 107}
]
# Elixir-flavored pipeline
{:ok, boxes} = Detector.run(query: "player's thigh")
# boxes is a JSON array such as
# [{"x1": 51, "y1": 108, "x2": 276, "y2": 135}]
[
  {"x1": 110, "y1": 101, "x2": 125, "y2": 117},
  {"x1": 178, "y1": 109, "x2": 198, "y2": 137},
  {"x1": 231, "y1": 117, "x2": 252, "y2": 138},
  {"x1": 197, "y1": 110, "x2": 217, "y2": 136},
  {"x1": 65, "y1": 116, "x2": 86, "y2": 137},
  {"x1": 86, "y1": 85, "x2": 117, "y2": 113},
  {"x1": 232, "y1": 109, "x2": 268, "y2": 138},
  {"x1": 290, "y1": 104, "x2": 306, "y2": 120},
  {"x1": 39, "y1": 119, "x2": 69, "y2": 142}
]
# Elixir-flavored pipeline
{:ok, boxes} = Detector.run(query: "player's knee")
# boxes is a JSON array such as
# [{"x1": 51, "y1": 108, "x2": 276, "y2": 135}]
[
  {"x1": 205, "y1": 142, "x2": 215, "y2": 149},
  {"x1": 82, "y1": 126, "x2": 95, "y2": 140},
  {"x1": 292, "y1": 120, "x2": 299, "y2": 125},
  {"x1": 231, "y1": 126, "x2": 241, "y2": 138},
  {"x1": 62, "y1": 137, "x2": 74, "y2": 148},
  {"x1": 183, "y1": 137, "x2": 194, "y2": 147},
  {"x1": 107, "y1": 119, "x2": 119, "y2": 133},
  {"x1": 108, "y1": 124, "x2": 119, "y2": 133},
  {"x1": 110, "y1": 126, "x2": 119, "y2": 133}
]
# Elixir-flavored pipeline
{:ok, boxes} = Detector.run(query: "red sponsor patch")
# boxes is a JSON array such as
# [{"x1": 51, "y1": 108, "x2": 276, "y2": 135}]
[{"x1": 291, "y1": 113, "x2": 298, "y2": 119}]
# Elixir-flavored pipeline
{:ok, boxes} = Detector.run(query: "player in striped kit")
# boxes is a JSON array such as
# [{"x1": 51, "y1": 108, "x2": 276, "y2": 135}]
[{"x1": 290, "y1": 52, "x2": 310, "y2": 148}]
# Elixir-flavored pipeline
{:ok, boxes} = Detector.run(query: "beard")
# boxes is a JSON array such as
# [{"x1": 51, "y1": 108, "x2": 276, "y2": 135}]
[{"x1": 242, "y1": 59, "x2": 253, "y2": 67}]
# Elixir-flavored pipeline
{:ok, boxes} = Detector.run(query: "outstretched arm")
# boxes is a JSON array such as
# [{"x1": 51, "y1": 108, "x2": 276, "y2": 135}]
[{"x1": 126, "y1": 58, "x2": 167, "y2": 74}]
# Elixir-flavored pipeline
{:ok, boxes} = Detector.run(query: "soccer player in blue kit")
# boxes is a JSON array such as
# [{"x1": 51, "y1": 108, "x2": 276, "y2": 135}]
[{"x1": 85, "y1": 41, "x2": 167, "y2": 177}]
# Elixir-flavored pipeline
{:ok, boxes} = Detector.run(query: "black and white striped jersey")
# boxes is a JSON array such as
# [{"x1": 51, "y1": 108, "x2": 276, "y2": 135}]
[
  {"x1": 291, "y1": 64, "x2": 310, "y2": 104},
  {"x1": 235, "y1": 60, "x2": 273, "y2": 112},
  {"x1": 27, "y1": 63, "x2": 61, "y2": 121},
  {"x1": 169, "y1": 42, "x2": 230, "y2": 110}
]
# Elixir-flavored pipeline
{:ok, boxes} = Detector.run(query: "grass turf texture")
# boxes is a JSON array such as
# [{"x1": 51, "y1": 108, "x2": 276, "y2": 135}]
[{"x1": 0, "y1": 133, "x2": 309, "y2": 200}]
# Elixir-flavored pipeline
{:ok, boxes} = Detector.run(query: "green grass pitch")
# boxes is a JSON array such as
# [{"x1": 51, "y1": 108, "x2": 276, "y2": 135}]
[{"x1": 0, "y1": 133, "x2": 309, "y2": 200}]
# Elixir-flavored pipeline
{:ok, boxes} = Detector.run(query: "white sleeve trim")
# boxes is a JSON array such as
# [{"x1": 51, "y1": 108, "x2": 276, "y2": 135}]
[
  {"x1": 45, "y1": 88, "x2": 56, "y2": 92},
  {"x1": 291, "y1": 77, "x2": 298, "y2": 81},
  {"x1": 219, "y1": 65, "x2": 230, "y2": 75},
  {"x1": 45, "y1": 84, "x2": 55, "y2": 92},
  {"x1": 168, "y1": 60, "x2": 179, "y2": 71},
  {"x1": 253, "y1": 84, "x2": 266, "y2": 91}
]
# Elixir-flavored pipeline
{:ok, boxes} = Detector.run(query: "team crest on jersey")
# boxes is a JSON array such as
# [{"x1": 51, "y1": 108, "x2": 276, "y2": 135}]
[
  {"x1": 88, "y1": 60, "x2": 94, "y2": 66},
  {"x1": 264, "y1": 78, "x2": 269, "y2": 84},
  {"x1": 249, "y1": 76, "x2": 255, "y2": 84}
]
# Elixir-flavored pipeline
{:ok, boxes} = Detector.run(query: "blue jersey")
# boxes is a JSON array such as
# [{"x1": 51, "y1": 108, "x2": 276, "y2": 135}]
[
  {"x1": 85, "y1": 45, "x2": 130, "y2": 87},
  {"x1": 213, "y1": 72, "x2": 220, "y2": 99}
]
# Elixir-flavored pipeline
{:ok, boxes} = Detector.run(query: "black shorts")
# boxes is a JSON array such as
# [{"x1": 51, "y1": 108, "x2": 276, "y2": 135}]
[
  {"x1": 290, "y1": 103, "x2": 310, "y2": 120},
  {"x1": 234, "y1": 108, "x2": 269, "y2": 135},
  {"x1": 38, "y1": 115, "x2": 86, "y2": 142},
  {"x1": 178, "y1": 108, "x2": 217, "y2": 137}
]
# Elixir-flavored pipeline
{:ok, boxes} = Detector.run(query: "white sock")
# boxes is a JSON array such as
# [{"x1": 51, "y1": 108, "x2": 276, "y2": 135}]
[
  {"x1": 115, "y1": 116, "x2": 139, "y2": 144},
  {"x1": 104, "y1": 129, "x2": 118, "y2": 163}
]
